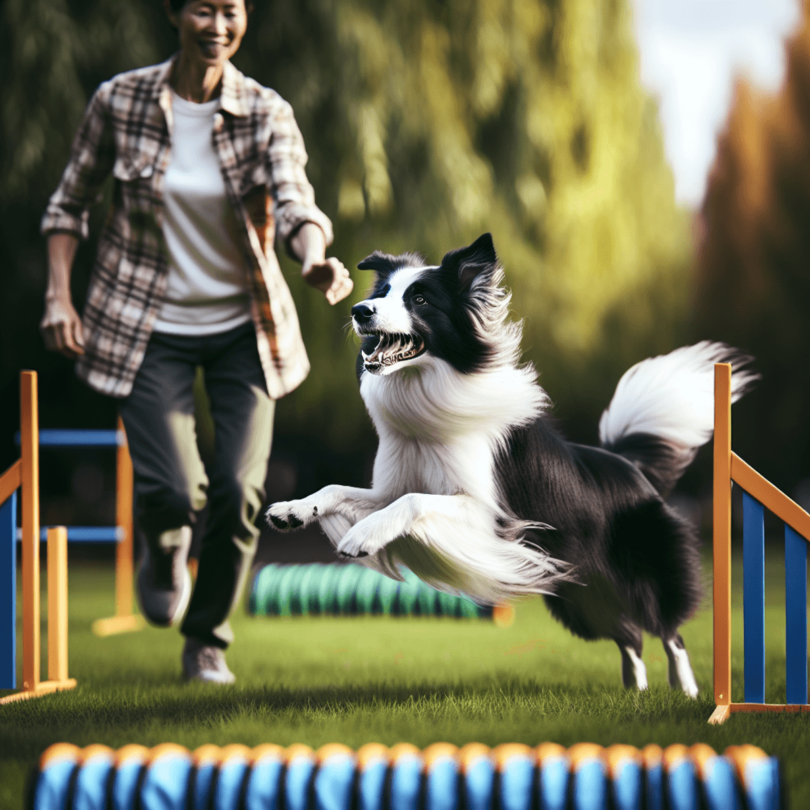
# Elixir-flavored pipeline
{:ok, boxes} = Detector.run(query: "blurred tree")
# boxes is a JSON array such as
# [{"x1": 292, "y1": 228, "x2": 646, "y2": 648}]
[
  {"x1": 695, "y1": 4, "x2": 810, "y2": 494},
  {"x1": 1, "y1": 0, "x2": 689, "y2": 482}
]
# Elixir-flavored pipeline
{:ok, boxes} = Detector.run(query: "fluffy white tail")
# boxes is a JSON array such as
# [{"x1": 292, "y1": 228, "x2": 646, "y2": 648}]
[
  {"x1": 599, "y1": 342, "x2": 757, "y2": 449},
  {"x1": 598, "y1": 342, "x2": 757, "y2": 496}
]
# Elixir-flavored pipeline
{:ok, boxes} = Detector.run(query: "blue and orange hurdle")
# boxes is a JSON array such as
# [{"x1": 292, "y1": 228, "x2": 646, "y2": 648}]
[
  {"x1": 29, "y1": 740, "x2": 782, "y2": 810},
  {"x1": 11, "y1": 394, "x2": 143, "y2": 638},
  {"x1": 711, "y1": 363, "x2": 810, "y2": 723},
  {"x1": 1, "y1": 371, "x2": 76, "y2": 704}
]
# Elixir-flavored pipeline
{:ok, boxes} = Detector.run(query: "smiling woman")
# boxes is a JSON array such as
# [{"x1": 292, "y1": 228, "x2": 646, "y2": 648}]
[
  {"x1": 165, "y1": 0, "x2": 254, "y2": 103},
  {"x1": 39, "y1": 0, "x2": 352, "y2": 687}
]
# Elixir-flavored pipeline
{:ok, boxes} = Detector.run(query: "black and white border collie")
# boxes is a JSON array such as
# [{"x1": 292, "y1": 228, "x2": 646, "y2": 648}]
[{"x1": 267, "y1": 233, "x2": 757, "y2": 696}]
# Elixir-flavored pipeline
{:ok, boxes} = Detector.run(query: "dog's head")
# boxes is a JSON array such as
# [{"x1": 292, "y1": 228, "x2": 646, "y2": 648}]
[{"x1": 352, "y1": 233, "x2": 522, "y2": 377}]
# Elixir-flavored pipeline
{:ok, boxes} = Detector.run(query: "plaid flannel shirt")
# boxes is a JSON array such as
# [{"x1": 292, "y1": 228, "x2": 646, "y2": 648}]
[{"x1": 42, "y1": 56, "x2": 333, "y2": 399}]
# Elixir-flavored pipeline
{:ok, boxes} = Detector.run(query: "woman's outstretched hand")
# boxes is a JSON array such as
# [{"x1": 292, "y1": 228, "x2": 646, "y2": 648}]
[
  {"x1": 292, "y1": 222, "x2": 353, "y2": 305},
  {"x1": 302, "y1": 256, "x2": 353, "y2": 305}
]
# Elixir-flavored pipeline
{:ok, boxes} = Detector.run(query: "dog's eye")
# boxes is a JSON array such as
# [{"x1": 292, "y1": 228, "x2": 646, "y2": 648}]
[{"x1": 413, "y1": 294, "x2": 427, "y2": 306}]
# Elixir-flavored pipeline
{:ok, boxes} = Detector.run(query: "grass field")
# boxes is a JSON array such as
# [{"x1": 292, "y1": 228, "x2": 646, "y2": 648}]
[{"x1": 2, "y1": 547, "x2": 810, "y2": 809}]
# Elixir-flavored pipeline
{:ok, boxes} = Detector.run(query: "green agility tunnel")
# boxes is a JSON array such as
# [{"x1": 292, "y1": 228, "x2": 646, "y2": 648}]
[
  {"x1": 29, "y1": 741, "x2": 782, "y2": 810},
  {"x1": 248, "y1": 563, "x2": 515, "y2": 625}
]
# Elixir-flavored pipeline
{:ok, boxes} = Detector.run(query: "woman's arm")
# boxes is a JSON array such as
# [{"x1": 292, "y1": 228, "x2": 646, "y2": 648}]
[
  {"x1": 40, "y1": 233, "x2": 85, "y2": 357},
  {"x1": 266, "y1": 97, "x2": 352, "y2": 304},
  {"x1": 290, "y1": 223, "x2": 353, "y2": 305},
  {"x1": 41, "y1": 83, "x2": 116, "y2": 240},
  {"x1": 40, "y1": 82, "x2": 116, "y2": 357}
]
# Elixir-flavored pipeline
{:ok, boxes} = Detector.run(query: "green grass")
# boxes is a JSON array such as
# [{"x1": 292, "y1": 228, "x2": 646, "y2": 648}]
[{"x1": 2, "y1": 548, "x2": 810, "y2": 809}]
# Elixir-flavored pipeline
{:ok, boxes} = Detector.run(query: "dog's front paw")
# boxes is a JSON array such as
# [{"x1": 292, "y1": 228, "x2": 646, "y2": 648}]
[
  {"x1": 337, "y1": 548, "x2": 369, "y2": 559},
  {"x1": 265, "y1": 500, "x2": 319, "y2": 531},
  {"x1": 335, "y1": 520, "x2": 388, "y2": 559}
]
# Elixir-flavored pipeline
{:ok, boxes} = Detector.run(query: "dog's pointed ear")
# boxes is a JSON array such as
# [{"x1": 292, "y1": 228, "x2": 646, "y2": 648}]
[
  {"x1": 441, "y1": 233, "x2": 498, "y2": 292},
  {"x1": 357, "y1": 251, "x2": 398, "y2": 280}
]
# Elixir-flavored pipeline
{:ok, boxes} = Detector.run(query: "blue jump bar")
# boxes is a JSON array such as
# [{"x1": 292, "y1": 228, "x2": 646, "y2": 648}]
[
  {"x1": 15, "y1": 526, "x2": 122, "y2": 542},
  {"x1": 743, "y1": 491, "x2": 766, "y2": 704},
  {"x1": 785, "y1": 525, "x2": 808, "y2": 704},
  {"x1": 14, "y1": 429, "x2": 123, "y2": 448},
  {"x1": 1, "y1": 492, "x2": 17, "y2": 689}
]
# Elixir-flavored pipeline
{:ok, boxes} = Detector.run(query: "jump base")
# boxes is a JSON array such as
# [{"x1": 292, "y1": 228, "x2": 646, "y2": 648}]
[
  {"x1": 92, "y1": 614, "x2": 146, "y2": 638},
  {"x1": 0, "y1": 678, "x2": 77, "y2": 706}
]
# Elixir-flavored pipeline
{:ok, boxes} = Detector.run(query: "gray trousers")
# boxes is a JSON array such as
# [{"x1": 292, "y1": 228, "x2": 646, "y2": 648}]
[{"x1": 118, "y1": 322, "x2": 274, "y2": 648}]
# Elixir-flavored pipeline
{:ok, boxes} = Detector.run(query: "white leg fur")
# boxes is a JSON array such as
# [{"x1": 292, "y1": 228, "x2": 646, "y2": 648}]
[
  {"x1": 335, "y1": 492, "x2": 450, "y2": 557},
  {"x1": 269, "y1": 480, "x2": 566, "y2": 604},
  {"x1": 335, "y1": 492, "x2": 564, "y2": 603},
  {"x1": 664, "y1": 638, "x2": 699, "y2": 698},
  {"x1": 620, "y1": 646, "x2": 648, "y2": 691},
  {"x1": 265, "y1": 484, "x2": 379, "y2": 531},
  {"x1": 267, "y1": 486, "x2": 413, "y2": 582}
]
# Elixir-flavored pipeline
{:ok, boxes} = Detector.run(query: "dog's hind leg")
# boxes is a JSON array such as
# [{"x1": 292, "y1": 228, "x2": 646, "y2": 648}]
[
  {"x1": 615, "y1": 626, "x2": 648, "y2": 691},
  {"x1": 662, "y1": 633, "x2": 699, "y2": 698}
]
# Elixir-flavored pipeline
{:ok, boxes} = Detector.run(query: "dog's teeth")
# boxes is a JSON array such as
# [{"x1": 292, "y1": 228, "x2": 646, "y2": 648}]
[
  {"x1": 381, "y1": 336, "x2": 402, "y2": 362},
  {"x1": 362, "y1": 332, "x2": 423, "y2": 370}
]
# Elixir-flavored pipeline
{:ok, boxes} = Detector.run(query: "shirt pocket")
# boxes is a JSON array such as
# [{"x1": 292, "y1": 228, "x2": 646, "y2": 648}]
[{"x1": 112, "y1": 154, "x2": 157, "y2": 226}]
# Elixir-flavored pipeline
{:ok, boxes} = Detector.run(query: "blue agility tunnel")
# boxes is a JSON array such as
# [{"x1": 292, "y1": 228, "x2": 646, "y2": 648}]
[{"x1": 28, "y1": 741, "x2": 782, "y2": 810}]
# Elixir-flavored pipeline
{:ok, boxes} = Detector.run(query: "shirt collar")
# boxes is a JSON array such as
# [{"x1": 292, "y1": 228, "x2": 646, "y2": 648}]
[
  {"x1": 155, "y1": 54, "x2": 249, "y2": 122},
  {"x1": 219, "y1": 60, "x2": 249, "y2": 118}
]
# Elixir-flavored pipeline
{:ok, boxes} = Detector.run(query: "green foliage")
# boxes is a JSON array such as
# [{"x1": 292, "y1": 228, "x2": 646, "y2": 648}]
[
  {"x1": 1, "y1": 0, "x2": 166, "y2": 205},
  {"x1": 1, "y1": 0, "x2": 690, "y2": 459}
]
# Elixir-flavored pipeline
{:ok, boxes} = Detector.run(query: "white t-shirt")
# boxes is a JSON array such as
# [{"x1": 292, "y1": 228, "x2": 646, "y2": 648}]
[{"x1": 153, "y1": 90, "x2": 252, "y2": 335}]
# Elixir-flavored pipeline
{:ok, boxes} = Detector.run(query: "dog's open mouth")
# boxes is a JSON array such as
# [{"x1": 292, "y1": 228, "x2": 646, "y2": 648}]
[{"x1": 361, "y1": 331, "x2": 426, "y2": 371}]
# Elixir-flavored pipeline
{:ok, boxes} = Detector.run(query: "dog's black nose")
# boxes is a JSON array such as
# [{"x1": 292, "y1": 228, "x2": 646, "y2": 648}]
[{"x1": 352, "y1": 304, "x2": 374, "y2": 324}]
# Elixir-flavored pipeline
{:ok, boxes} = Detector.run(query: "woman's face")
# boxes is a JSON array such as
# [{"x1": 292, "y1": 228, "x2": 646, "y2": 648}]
[{"x1": 169, "y1": 0, "x2": 248, "y2": 69}]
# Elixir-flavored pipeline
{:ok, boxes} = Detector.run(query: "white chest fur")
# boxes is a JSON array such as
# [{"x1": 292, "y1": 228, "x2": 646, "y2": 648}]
[{"x1": 360, "y1": 359, "x2": 547, "y2": 511}]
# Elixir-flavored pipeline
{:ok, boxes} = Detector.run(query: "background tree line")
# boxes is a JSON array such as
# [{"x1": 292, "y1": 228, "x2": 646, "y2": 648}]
[
  {"x1": 695, "y1": 5, "x2": 810, "y2": 505},
  {"x1": 5, "y1": 0, "x2": 804, "y2": 527}
]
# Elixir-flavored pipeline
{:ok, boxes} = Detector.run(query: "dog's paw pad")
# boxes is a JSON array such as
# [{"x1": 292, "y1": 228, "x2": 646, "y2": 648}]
[
  {"x1": 267, "y1": 513, "x2": 289, "y2": 530},
  {"x1": 266, "y1": 507, "x2": 305, "y2": 531},
  {"x1": 337, "y1": 549, "x2": 369, "y2": 559}
]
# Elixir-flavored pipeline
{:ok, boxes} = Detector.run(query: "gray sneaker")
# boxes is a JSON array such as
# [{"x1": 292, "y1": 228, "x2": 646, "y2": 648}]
[
  {"x1": 136, "y1": 527, "x2": 192, "y2": 627},
  {"x1": 182, "y1": 637, "x2": 236, "y2": 684}
]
